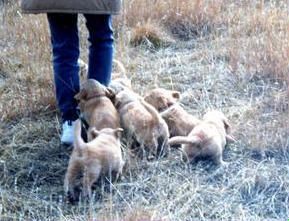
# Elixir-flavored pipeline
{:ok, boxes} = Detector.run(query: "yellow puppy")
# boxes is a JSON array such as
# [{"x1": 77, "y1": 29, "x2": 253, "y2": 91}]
[
  {"x1": 144, "y1": 88, "x2": 200, "y2": 137},
  {"x1": 64, "y1": 120, "x2": 124, "y2": 201},
  {"x1": 144, "y1": 88, "x2": 180, "y2": 112},
  {"x1": 161, "y1": 104, "x2": 201, "y2": 137},
  {"x1": 169, "y1": 110, "x2": 236, "y2": 165},
  {"x1": 109, "y1": 77, "x2": 132, "y2": 95},
  {"x1": 115, "y1": 89, "x2": 169, "y2": 158},
  {"x1": 75, "y1": 79, "x2": 120, "y2": 141}
]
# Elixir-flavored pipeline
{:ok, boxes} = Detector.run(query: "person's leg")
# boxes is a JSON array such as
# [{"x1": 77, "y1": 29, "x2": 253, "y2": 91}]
[
  {"x1": 47, "y1": 13, "x2": 80, "y2": 145},
  {"x1": 84, "y1": 14, "x2": 114, "y2": 86},
  {"x1": 47, "y1": 13, "x2": 80, "y2": 122}
]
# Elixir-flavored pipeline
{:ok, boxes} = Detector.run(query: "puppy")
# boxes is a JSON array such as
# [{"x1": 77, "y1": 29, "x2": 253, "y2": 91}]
[
  {"x1": 78, "y1": 58, "x2": 88, "y2": 80},
  {"x1": 168, "y1": 110, "x2": 236, "y2": 165},
  {"x1": 78, "y1": 59, "x2": 125, "y2": 81},
  {"x1": 64, "y1": 120, "x2": 124, "y2": 200},
  {"x1": 75, "y1": 79, "x2": 120, "y2": 140},
  {"x1": 109, "y1": 77, "x2": 132, "y2": 95},
  {"x1": 161, "y1": 104, "x2": 201, "y2": 137},
  {"x1": 144, "y1": 88, "x2": 181, "y2": 112},
  {"x1": 112, "y1": 59, "x2": 126, "y2": 78},
  {"x1": 115, "y1": 89, "x2": 169, "y2": 158},
  {"x1": 144, "y1": 88, "x2": 200, "y2": 136},
  {"x1": 109, "y1": 59, "x2": 132, "y2": 95}
]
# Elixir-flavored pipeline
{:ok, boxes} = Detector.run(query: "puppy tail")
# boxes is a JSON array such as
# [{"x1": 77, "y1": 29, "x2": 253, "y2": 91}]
[
  {"x1": 113, "y1": 59, "x2": 127, "y2": 78},
  {"x1": 74, "y1": 119, "x2": 86, "y2": 150},
  {"x1": 226, "y1": 134, "x2": 237, "y2": 143},
  {"x1": 168, "y1": 136, "x2": 201, "y2": 146},
  {"x1": 141, "y1": 99, "x2": 162, "y2": 124}
]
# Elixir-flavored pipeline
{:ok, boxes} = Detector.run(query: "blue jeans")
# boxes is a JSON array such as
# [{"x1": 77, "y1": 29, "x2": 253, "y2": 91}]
[{"x1": 47, "y1": 13, "x2": 114, "y2": 121}]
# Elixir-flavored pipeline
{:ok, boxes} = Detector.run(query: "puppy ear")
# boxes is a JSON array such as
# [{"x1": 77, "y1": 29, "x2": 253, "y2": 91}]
[
  {"x1": 114, "y1": 128, "x2": 123, "y2": 138},
  {"x1": 222, "y1": 117, "x2": 232, "y2": 134},
  {"x1": 124, "y1": 79, "x2": 132, "y2": 88},
  {"x1": 118, "y1": 78, "x2": 132, "y2": 88},
  {"x1": 90, "y1": 128, "x2": 99, "y2": 139},
  {"x1": 74, "y1": 89, "x2": 87, "y2": 101},
  {"x1": 143, "y1": 95, "x2": 151, "y2": 104},
  {"x1": 172, "y1": 91, "x2": 181, "y2": 100}
]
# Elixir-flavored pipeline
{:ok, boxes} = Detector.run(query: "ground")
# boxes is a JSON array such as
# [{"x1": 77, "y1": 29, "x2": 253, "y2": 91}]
[{"x1": 0, "y1": 1, "x2": 289, "y2": 221}]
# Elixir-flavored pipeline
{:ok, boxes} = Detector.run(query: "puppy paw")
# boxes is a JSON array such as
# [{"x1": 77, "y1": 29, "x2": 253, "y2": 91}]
[
  {"x1": 66, "y1": 187, "x2": 81, "y2": 204},
  {"x1": 219, "y1": 160, "x2": 229, "y2": 168}
]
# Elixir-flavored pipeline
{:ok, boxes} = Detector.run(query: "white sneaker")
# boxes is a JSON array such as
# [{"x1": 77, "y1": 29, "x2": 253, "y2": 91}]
[{"x1": 61, "y1": 120, "x2": 76, "y2": 145}]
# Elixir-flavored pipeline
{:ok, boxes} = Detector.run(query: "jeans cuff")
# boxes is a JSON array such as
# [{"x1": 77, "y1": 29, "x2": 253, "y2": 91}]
[{"x1": 62, "y1": 109, "x2": 79, "y2": 122}]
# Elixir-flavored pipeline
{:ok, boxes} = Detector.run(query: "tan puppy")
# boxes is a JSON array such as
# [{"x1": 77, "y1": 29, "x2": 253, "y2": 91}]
[
  {"x1": 64, "y1": 120, "x2": 124, "y2": 200},
  {"x1": 78, "y1": 59, "x2": 126, "y2": 81},
  {"x1": 168, "y1": 110, "x2": 236, "y2": 165},
  {"x1": 110, "y1": 59, "x2": 132, "y2": 94},
  {"x1": 144, "y1": 88, "x2": 181, "y2": 112},
  {"x1": 161, "y1": 104, "x2": 201, "y2": 137},
  {"x1": 75, "y1": 79, "x2": 120, "y2": 140},
  {"x1": 112, "y1": 59, "x2": 126, "y2": 78},
  {"x1": 115, "y1": 89, "x2": 169, "y2": 158},
  {"x1": 78, "y1": 58, "x2": 88, "y2": 80},
  {"x1": 144, "y1": 88, "x2": 200, "y2": 137},
  {"x1": 109, "y1": 77, "x2": 132, "y2": 95}
]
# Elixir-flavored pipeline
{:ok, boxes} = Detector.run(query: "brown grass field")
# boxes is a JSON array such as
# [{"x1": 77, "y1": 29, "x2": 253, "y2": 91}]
[{"x1": 0, "y1": 0, "x2": 289, "y2": 220}]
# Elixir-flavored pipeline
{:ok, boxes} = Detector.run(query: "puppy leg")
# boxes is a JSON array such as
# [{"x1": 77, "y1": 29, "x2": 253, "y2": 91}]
[
  {"x1": 64, "y1": 158, "x2": 82, "y2": 202},
  {"x1": 115, "y1": 168, "x2": 123, "y2": 181},
  {"x1": 82, "y1": 164, "x2": 101, "y2": 199},
  {"x1": 156, "y1": 136, "x2": 169, "y2": 158},
  {"x1": 181, "y1": 147, "x2": 196, "y2": 164},
  {"x1": 181, "y1": 153, "x2": 189, "y2": 163},
  {"x1": 182, "y1": 152, "x2": 198, "y2": 164},
  {"x1": 133, "y1": 140, "x2": 146, "y2": 159},
  {"x1": 213, "y1": 153, "x2": 228, "y2": 166},
  {"x1": 112, "y1": 160, "x2": 124, "y2": 182}
]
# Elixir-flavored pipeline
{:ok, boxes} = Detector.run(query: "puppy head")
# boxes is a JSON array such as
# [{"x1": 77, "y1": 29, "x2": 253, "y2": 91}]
[
  {"x1": 109, "y1": 78, "x2": 132, "y2": 94},
  {"x1": 90, "y1": 127, "x2": 123, "y2": 139},
  {"x1": 114, "y1": 78, "x2": 132, "y2": 89},
  {"x1": 144, "y1": 88, "x2": 181, "y2": 111},
  {"x1": 74, "y1": 79, "x2": 111, "y2": 102},
  {"x1": 203, "y1": 110, "x2": 233, "y2": 134},
  {"x1": 114, "y1": 89, "x2": 139, "y2": 110}
]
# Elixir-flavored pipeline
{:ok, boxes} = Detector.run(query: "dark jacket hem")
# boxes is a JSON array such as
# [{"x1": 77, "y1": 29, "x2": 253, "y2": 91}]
[{"x1": 21, "y1": 9, "x2": 120, "y2": 15}]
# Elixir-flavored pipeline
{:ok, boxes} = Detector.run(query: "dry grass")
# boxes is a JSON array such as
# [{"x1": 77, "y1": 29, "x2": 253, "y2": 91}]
[
  {"x1": 0, "y1": 0, "x2": 289, "y2": 220},
  {"x1": 0, "y1": 1, "x2": 54, "y2": 121},
  {"x1": 129, "y1": 20, "x2": 174, "y2": 49},
  {"x1": 116, "y1": 0, "x2": 225, "y2": 40}
]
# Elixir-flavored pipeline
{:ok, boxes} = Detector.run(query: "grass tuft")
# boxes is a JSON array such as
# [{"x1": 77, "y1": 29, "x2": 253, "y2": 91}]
[{"x1": 130, "y1": 21, "x2": 174, "y2": 49}]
